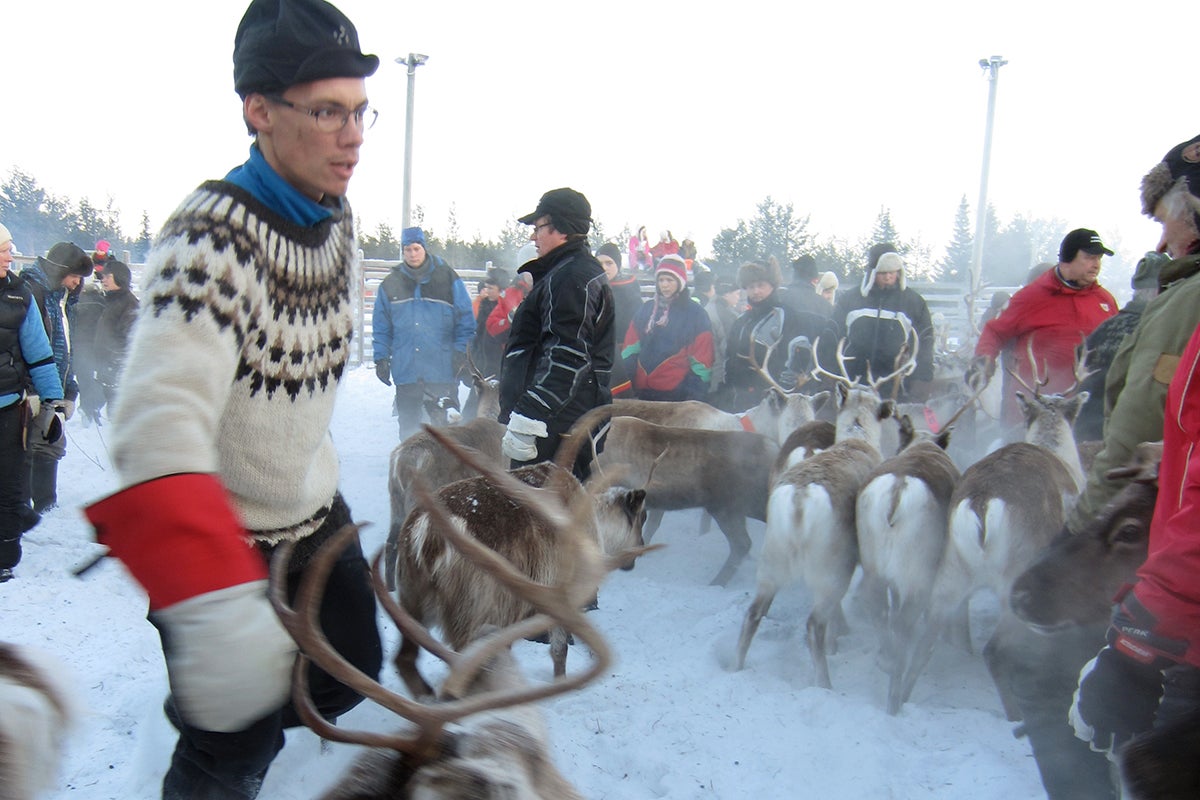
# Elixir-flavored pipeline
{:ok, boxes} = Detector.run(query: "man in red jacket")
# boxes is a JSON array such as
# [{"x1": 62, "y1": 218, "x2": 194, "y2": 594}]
[{"x1": 968, "y1": 228, "x2": 1118, "y2": 425}]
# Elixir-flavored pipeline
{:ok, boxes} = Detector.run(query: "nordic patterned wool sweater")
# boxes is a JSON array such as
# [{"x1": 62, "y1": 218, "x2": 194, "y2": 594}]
[{"x1": 105, "y1": 181, "x2": 357, "y2": 552}]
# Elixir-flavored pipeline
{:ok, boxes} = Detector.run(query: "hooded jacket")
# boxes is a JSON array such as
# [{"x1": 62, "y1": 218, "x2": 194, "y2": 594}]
[
  {"x1": 832, "y1": 260, "x2": 934, "y2": 386},
  {"x1": 498, "y1": 238, "x2": 614, "y2": 435},
  {"x1": 975, "y1": 266, "x2": 1117, "y2": 424}
]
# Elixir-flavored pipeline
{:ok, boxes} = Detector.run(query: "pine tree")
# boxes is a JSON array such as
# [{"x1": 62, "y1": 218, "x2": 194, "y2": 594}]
[
  {"x1": 870, "y1": 207, "x2": 902, "y2": 249},
  {"x1": 939, "y1": 196, "x2": 973, "y2": 283}
]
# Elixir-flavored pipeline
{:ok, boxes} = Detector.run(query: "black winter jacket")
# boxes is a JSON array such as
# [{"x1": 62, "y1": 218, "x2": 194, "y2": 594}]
[
  {"x1": 498, "y1": 239, "x2": 614, "y2": 435},
  {"x1": 832, "y1": 285, "x2": 934, "y2": 383}
]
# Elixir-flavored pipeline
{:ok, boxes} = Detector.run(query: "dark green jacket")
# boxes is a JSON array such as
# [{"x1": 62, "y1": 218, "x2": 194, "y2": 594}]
[{"x1": 1068, "y1": 253, "x2": 1200, "y2": 531}]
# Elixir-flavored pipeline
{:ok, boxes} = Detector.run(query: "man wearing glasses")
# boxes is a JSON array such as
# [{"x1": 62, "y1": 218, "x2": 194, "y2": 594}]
[
  {"x1": 84, "y1": 1, "x2": 383, "y2": 797},
  {"x1": 498, "y1": 188, "x2": 615, "y2": 479}
]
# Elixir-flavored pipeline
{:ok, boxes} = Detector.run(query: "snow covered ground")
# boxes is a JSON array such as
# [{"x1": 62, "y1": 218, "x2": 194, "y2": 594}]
[{"x1": 3, "y1": 367, "x2": 1046, "y2": 799}]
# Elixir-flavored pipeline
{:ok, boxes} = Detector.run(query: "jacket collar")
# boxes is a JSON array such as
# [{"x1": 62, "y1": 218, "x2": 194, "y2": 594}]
[
  {"x1": 1159, "y1": 253, "x2": 1200, "y2": 290},
  {"x1": 519, "y1": 238, "x2": 590, "y2": 283}
]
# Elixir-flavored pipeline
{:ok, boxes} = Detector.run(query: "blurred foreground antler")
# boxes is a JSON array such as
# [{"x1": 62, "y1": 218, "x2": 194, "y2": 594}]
[{"x1": 270, "y1": 417, "x2": 655, "y2": 797}]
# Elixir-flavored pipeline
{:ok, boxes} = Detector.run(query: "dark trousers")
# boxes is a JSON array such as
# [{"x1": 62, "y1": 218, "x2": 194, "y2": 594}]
[
  {"x1": 394, "y1": 380, "x2": 455, "y2": 440},
  {"x1": 0, "y1": 402, "x2": 39, "y2": 570},
  {"x1": 28, "y1": 451, "x2": 59, "y2": 513},
  {"x1": 160, "y1": 499, "x2": 382, "y2": 800}
]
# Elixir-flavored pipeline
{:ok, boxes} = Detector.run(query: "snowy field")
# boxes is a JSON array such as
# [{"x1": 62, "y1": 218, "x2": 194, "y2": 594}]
[{"x1": 3, "y1": 367, "x2": 1046, "y2": 799}]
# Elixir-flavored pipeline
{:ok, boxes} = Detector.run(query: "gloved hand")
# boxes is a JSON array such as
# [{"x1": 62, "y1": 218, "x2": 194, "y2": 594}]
[
  {"x1": 153, "y1": 580, "x2": 296, "y2": 732},
  {"x1": 501, "y1": 411, "x2": 547, "y2": 462},
  {"x1": 60, "y1": 398, "x2": 76, "y2": 421},
  {"x1": 375, "y1": 358, "x2": 392, "y2": 386},
  {"x1": 1070, "y1": 592, "x2": 1183, "y2": 759},
  {"x1": 964, "y1": 355, "x2": 995, "y2": 391},
  {"x1": 1070, "y1": 645, "x2": 1163, "y2": 760},
  {"x1": 38, "y1": 401, "x2": 66, "y2": 444}
]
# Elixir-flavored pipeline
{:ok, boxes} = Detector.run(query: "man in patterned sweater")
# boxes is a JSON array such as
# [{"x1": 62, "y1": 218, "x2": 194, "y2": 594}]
[{"x1": 84, "y1": 1, "x2": 383, "y2": 797}]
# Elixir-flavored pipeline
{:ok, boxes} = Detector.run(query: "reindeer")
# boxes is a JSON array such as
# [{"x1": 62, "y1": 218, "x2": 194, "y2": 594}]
[
  {"x1": 898, "y1": 352, "x2": 1092, "y2": 717},
  {"x1": 394, "y1": 420, "x2": 651, "y2": 695},
  {"x1": 0, "y1": 643, "x2": 76, "y2": 800},
  {"x1": 734, "y1": 337, "x2": 914, "y2": 685},
  {"x1": 585, "y1": 405, "x2": 779, "y2": 587},
  {"x1": 855, "y1": 429, "x2": 960, "y2": 714},
  {"x1": 383, "y1": 366, "x2": 505, "y2": 590},
  {"x1": 1011, "y1": 441, "x2": 1162, "y2": 633},
  {"x1": 269, "y1": 435, "x2": 653, "y2": 800}
]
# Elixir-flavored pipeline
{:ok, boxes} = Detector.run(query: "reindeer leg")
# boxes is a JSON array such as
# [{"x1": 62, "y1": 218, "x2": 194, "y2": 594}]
[
  {"x1": 886, "y1": 596, "x2": 924, "y2": 716},
  {"x1": 384, "y1": 523, "x2": 402, "y2": 592},
  {"x1": 550, "y1": 626, "x2": 569, "y2": 678},
  {"x1": 643, "y1": 508, "x2": 665, "y2": 542},
  {"x1": 735, "y1": 587, "x2": 776, "y2": 670},
  {"x1": 710, "y1": 511, "x2": 751, "y2": 587},
  {"x1": 698, "y1": 510, "x2": 713, "y2": 536},
  {"x1": 807, "y1": 609, "x2": 833, "y2": 690},
  {"x1": 395, "y1": 629, "x2": 435, "y2": 700}
]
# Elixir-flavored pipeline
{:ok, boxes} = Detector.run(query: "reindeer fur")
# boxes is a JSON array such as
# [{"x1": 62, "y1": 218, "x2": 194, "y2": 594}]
[
  {"x1": 735, "y1": 438, "x2": 881, "y2": 688},
  {"x1": 396, "y1": 462, "x2": 646, "y2": 696}
]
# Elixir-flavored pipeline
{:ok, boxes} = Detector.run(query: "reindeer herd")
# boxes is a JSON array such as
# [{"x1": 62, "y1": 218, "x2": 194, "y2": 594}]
[{"x1": 2, "y1": 338, "x2": 1172, "y2": 798}]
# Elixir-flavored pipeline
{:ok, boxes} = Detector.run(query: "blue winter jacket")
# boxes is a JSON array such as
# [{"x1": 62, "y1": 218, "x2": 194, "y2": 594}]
[{"x1": 372, "y1": 256, "x2": 475, "y2": 385}]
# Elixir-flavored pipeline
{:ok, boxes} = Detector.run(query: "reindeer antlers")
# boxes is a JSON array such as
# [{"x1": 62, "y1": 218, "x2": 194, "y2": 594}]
[{"x1": 1005, "y1": 334, "x2": 1095, "y2": 399}]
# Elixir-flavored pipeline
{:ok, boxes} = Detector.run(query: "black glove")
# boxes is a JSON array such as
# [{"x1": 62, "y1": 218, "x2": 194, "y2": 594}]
[
  {"x1": 1071, "y1": 645, "x2": 1163, "y2": 758},
  {"x1": 1071, "y1": 592, "x2": 1184, "y2": 758},
  {"x1": 375, "y1": 358, "x2": 392, "y2": 386}
]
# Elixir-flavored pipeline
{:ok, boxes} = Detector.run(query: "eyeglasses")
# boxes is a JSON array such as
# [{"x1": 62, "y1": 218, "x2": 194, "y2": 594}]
[
  {"x1": 533, "y1": 222, "x2": 554, "y2": 234},
  {"x1": 266, "y1": 95, "x2": 378, "y2": 133}
]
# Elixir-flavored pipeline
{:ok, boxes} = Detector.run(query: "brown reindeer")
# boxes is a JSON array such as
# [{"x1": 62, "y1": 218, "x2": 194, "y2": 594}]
[
  {"x1": 583, "y1": 405, "x2": 779, "y2": 587},
  {"x1": 269, "y1": 431, "x2": 654, "y2": 799},
  {"x1": 0, "y1": 643, "x2": 76, "y2": 800},
  {"x1": 394, "y1": 421, "x2": 650, "y2": 696},
  {"x1": 383, "y1": 366, "x2": 505, "y2": 590},
  {"x1": 1010, "y1": 441, "x2": 1162, "y2": 633},
  {"x1": 856, "y1": 433, "x2": 961, "y2": 714},
  {"x1": 900, "y1": 353, "x2": 1092, "y2": 717}
]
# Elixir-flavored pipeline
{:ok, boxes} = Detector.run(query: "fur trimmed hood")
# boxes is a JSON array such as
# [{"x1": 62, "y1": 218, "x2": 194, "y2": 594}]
[{"x1": 859, "y1": 251, "x2": 906, "y2": 296}]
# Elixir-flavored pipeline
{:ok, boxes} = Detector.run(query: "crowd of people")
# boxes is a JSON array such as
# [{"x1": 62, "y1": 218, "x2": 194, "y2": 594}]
[{"x1": 1, "y1": 0, "x2": 1197, "y2": 798}]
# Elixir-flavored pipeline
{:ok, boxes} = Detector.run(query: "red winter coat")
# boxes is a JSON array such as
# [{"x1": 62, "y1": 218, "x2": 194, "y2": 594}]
[
  {"x1": 975, "y1": 268, "x2": 1117, "y2": 424},
  {"x1": 1129, "y1": 321, "x2": 1200, "y2": 667}
]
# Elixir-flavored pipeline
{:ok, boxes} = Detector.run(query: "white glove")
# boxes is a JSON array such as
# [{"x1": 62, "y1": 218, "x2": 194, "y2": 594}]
[
  {"x1": 501, "y1": 411, "x2": 547, "y2": 462},
  {"x1": 152, "y1": 580, "x2": 296, "y2": 733},
  {"x1": 61, "y1": 399, "x2": 76, "y2": 421}
]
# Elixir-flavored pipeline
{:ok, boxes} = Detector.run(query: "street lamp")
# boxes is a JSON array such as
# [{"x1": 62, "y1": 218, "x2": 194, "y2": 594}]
[
  {"x1": 969, "y1": 55, "x2": 1007, "y2": 293},
  {"x1": 395, "y1": 53, "x2": 428, "y2": 231}
]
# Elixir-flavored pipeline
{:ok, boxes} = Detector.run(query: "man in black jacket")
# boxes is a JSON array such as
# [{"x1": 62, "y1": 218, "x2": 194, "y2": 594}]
[
  {"x1": 498, "y1": 188, "x2": 614, "y2": 479},
  {"x1": 832, "y1": 242, "x2": 934, "y2": 400}
]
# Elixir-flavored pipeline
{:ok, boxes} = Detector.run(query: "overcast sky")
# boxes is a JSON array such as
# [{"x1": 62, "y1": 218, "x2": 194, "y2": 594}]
[{"x1": 5, "y1": 1, "x2": 1194, "y2": 264}]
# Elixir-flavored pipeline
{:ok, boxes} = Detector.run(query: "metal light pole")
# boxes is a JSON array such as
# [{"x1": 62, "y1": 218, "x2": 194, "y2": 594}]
[
  {"x1": 969, "y1": 55, "x2": 1007, "y2": 292},
  {"x1": 395, "y1": 53, "x2": 428, "y2": 231}
]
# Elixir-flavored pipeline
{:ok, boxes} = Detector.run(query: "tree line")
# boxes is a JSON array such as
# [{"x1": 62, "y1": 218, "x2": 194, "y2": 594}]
[{"x1": 2, "y1": 168, "x2": 1068, "y2": 287}]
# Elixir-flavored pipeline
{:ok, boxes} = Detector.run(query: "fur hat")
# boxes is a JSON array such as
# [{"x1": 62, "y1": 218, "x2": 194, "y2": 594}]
[
  {"x1": 233, "y1": 0, "x2": 380, "y2": 99},
  {"x1": 0, "y1": 223, "x2": 10, "y2": 246},
  {"x1": 37, "y1": 242, "x2": 93, "y2": 284},
  {"x1": 737, "y1": 260, "x2": 782, "y2": 290},
  {"x1": 517, "y1": 187, "x2": 591, "y2": 235},
  {"x1": 595, "y1": 242, "x2": 623, "y2": 270},
  {"x1": 655, "y1": 254, "x2": 688, "y2": 289},
  {"x1": 1141, "y1": 134, "x2": 1200, "y2": 216},
  {"x1": 401, "y1": 227, "x2": 426, "y2": 248},
  {"x1": 816, "y1": 271, "x2": 839, "y2": 294},
  {"x1": 861, "y1": 250, "x2": 906, "y2": 295},
  {"x1": 105, "y1": 260, "x2": 132, "y2": 289}
]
